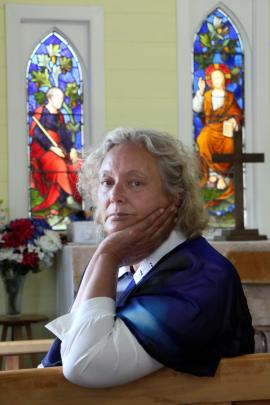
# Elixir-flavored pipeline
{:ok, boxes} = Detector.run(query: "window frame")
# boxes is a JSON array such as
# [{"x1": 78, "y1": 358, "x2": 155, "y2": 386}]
[{"x1": 5, "y1": 4, "x2": 105, "y2": 220}]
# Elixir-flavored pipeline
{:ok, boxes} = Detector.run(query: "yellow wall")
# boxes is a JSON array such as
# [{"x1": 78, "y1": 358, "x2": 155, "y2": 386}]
[
  {"x1": 0, "y1": 0, "x2": 177, "y2": 210},
  {"x1": 0, "y1": 0, "x2": 177, "y2": 333}
]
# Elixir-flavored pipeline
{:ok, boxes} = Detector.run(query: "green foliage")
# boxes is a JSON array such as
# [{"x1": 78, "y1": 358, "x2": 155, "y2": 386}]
[
  {"x1": 201, "y1": 186, "x2": 235, "y2": 228},
  {"x1": 66, "y1": 82, "x2": 80, "y2": 103},
  {"x1": 194, "y1": 53, "x2": 213, "y2": 69},
  {"x1": 202, "y1": 187, "x2": 222, "y2": 203},
  {"x1": 230, "y1": 67, "x2": 241, "y2": 83},
  {"x1": 32, "y1": 69, "x2": 51, "y2": 88},
  {"x1": 66, "y1": 122, "x2": 80, "y2": 141},
  {"x1": 208, "y1": 211, "x2": 234, "y2": 228},
  {"x1": 31, "y1": 188, "x2": 79, "y2": 229},
  {"x1": 34, "y1": 91, "x2": 46, "y2": 105},
  {"x1": 200, "y1": 33, "x2": 211, "y2": 48},
  {"x1": 60, "y1": 57, "x2": 72, "y2": 73},
  {"x1": 31, "y1": 189, "x2": 44, "y2": 208},
  {"x1": 196, "y1": 21, "x2": 239, "y2": 72}
]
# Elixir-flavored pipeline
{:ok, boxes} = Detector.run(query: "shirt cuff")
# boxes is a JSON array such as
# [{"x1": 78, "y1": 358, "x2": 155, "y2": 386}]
[{"x1": 45, "y1": 297, "x2": 115, "y2": 340}]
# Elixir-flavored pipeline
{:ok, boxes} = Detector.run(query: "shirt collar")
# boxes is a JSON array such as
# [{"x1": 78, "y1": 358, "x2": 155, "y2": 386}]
[{"x1": 118, "y1": 230, "x2": 186, "y2": 284}]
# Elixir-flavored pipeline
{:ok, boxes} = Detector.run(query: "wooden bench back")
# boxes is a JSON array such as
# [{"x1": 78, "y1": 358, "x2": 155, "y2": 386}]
[
  {"x1": 227, "y1": 251, "x2": 270, "y2": 283},
  {"x1": 0, "y1": 353, "x2": 270, "y2": 405}
]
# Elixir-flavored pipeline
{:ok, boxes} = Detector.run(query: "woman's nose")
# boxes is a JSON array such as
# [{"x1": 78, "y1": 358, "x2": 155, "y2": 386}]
[{"x1": 109, "y1": 183, "x2": 126, "y2": 203}]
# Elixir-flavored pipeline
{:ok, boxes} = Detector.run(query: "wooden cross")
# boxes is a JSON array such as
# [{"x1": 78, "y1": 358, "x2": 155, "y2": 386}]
[{"x1": 212, "y1": 130, "x2": 266, "y2": 240}]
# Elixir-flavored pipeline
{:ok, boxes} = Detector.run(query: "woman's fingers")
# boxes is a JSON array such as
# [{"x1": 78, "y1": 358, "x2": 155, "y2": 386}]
[
  {"x1": 130, "y1": 203, "x2": 177, "y2": 237},
  {"x1": 134, "y1": 204, "x2": 175, "y2": 231},
  {"x1": 151, "y1": 205, "x2": 177, "y2": 239},
  {"x1": 126, "y1": 204, "x2": 178, "y2": 255},
  {"x1": 100, "y1": 203, "x2": 178, "y2": 266}
]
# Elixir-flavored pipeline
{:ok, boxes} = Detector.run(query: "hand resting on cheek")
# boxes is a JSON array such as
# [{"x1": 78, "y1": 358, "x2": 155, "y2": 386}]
[{"x1": 97, "y1": 203, "x2": 178, "y2": 267}]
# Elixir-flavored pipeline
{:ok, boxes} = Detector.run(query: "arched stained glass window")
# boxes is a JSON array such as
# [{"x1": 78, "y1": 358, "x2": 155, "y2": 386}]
[
  {"x1": 27, "y1": 31, "x2": 84, "y2": 230},
  {"x1": 193, "y1": 8, "x2": 244, "y2": 229}
]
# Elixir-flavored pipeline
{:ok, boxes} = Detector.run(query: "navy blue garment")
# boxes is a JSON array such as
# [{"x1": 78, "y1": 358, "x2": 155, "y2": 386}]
[{"x1": 42, "y1": 236, "x2": 254, "y2": 375}]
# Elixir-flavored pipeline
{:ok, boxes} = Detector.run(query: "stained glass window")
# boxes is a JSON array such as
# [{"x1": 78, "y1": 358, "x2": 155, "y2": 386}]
[
  {"x1": 27, "y1": 32, "x2": 84, "y2": 230},
  {"x1": 193, "y1": 8, "x2": 244, "y2": 229}
]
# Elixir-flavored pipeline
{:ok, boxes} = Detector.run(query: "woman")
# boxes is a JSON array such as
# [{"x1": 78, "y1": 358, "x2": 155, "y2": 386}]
[
  {"x1": 30, "y1": 87, "x2": 80, "y2": 211},
  {"x1": 193, "y1": 63, "x2": 243, "y2": 195},
  {"x1": 41, "y1": 128, "x2": 254, "y2": 387}
]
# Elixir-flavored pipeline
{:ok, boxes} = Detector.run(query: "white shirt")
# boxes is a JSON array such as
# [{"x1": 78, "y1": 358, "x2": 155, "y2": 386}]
[{"x1": 45, "y1": 230, "x2": 186, "y2": 388}]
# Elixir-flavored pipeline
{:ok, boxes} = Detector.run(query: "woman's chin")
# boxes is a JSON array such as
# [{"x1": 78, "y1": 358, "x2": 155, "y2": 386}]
[{"x1": 104, "y1": 218, "x2": 136, "y2": 234}]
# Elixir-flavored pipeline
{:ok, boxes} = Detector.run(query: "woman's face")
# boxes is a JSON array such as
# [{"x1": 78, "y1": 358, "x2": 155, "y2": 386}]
[
  {"x1": 211, "y1": 70, "x2": 225, "y2": 90},
  {"x1": 97, "y1": 143, "x2": 171, "y2": 234}
]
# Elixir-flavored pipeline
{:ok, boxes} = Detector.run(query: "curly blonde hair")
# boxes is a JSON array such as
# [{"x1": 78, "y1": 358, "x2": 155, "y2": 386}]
[{"x1": 78, "y1": 127, "x2": 208, "y2": 238}]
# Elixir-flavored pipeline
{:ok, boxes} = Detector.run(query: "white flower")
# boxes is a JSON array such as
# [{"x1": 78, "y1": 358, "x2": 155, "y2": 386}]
[
  {"x1": 46, "y1": 44, "x2": 61, "y2": 58},
  {"x1": 213, "y1": 16, "x2": 223, "y2": 29},
  {"x1": 0, "y1": 248, "x2": 23, "y2": 263},
  {"x1": 36, "y1": 230, "x2": 62, "y2": 253},
  {"x1": 37, "y1": 54, "x2": 51, "y2": 70},
  {"x1": 28, "y1": 244, "x2": 45, "y2": 260},
  {"x1": 12, "y1": 252, "x2": 23, "y2": 263},
  {"x1": 0, "y1": 248, "x2": 14, "y2": 261}
]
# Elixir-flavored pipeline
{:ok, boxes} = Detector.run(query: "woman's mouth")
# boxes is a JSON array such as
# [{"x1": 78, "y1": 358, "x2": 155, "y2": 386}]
[{"x1": 107, "y1": 213, "x2": 133, "y2": 221}]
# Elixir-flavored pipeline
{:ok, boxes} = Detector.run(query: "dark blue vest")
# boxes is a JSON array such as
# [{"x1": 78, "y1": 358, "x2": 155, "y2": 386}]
[{"x1": 42, "y1": 236, "x2": 254, "y2": 376}]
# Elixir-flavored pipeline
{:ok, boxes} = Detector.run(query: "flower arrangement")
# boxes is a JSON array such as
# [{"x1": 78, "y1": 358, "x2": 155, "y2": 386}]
[{"x1": 0, "y1": 217, "x2": 62, "y2": 277}]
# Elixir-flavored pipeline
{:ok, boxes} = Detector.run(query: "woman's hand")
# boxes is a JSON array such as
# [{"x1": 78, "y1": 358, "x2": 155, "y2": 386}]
[
  {"x1": 97, "y1": 203, "x2": 178, "y2": 267},
  {"x1": 72, "y1": 203, "x2": 178, "y2": 306}
]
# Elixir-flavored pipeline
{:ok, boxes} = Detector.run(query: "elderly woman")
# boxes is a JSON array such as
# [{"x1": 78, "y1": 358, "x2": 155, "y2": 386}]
[{"x1": 41, "y1": 128, "x2": 254, "y2": 387}]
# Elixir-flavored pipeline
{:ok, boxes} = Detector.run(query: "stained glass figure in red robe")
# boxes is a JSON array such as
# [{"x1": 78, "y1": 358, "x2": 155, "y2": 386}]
[{"x1": 30, "y1": 87, "x2": 82, "y2": 212}]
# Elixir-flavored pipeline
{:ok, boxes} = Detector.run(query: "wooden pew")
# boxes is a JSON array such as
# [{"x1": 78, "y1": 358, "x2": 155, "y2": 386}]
[
  {"x1": 0, "y1": 250, "x2": 269, "y2": 403},
  {"x1": 0, "y1": 353, "x2": 270, "y2": 405},
  {"x1": 0, "y1": 339, "x2": 53, "y2": 370},
  {"x1": 0, "y1": 339, "x2": 53, "y2": 357}
]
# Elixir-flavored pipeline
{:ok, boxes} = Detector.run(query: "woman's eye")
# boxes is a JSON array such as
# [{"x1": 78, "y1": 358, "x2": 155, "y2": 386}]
[
  {"x1": 130, "y1": 180, "x2": 143, "y2": 187},
  {"x1": 101, "y1": 179, "x2": 113, "y2": 187}
]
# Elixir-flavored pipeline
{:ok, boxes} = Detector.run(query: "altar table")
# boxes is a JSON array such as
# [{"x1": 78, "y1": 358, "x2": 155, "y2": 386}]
[{"x1": 56, "y1": 240, "x2": 270, "y2": 328}]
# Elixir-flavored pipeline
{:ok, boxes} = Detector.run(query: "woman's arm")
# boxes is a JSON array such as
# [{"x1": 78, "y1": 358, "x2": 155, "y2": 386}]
[
  {"x1": 72, "y1": 203, "x2": 177, "y2": 310},
  {"x1": 46, "y1": 205, "x2": 177, "y2": 387},
  {"x1": 46, "y1": 298, "x2": 163, "y2": 387}
]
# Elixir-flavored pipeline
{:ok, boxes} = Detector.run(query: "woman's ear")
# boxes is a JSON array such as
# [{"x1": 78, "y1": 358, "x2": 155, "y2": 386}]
[{"x1": 172, "y1": 194, "x2": 181, "y2": 207}]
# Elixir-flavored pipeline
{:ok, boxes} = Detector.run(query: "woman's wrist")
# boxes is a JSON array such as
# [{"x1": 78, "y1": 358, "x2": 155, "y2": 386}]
[{"x1": 96, "y1": 243, "x2": 121, "y2": 268}]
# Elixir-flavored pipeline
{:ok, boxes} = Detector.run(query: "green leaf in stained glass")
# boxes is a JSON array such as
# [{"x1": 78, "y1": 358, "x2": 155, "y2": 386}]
[
  {"x1": 60, "y1": 57, "x2": 73, "y2": 73},
  {"x1": 200, "y1": 33, "x2": 211, "y2": 48},
  {"x1": 32, "y1": 69, "x2": 51, "y2": 88},
  {"x1": 34, "y1": 91, "x2": 46, "y2": 105}
]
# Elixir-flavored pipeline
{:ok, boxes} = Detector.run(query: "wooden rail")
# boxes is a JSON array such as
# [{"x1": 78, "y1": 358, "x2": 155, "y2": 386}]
[
  {"x1": 0, "y1": 339, "x2": 53, "y2": 356},
  {"x1": 0, "y1": 338, "x2": 53, "y2": 370},
  {"x1": 0, "y1": 353, "x2": 270, "y2": 405}
]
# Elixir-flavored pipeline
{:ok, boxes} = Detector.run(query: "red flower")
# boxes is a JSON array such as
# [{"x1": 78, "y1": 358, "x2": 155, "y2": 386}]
[
  {"x1": 2, "y1": 219, "x2": 34, "y2": 248},
  {"x1": 22, "y1": 251, "x2": 39, "y2": 268}
]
